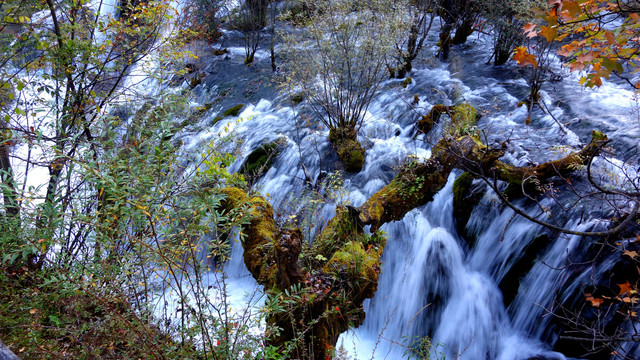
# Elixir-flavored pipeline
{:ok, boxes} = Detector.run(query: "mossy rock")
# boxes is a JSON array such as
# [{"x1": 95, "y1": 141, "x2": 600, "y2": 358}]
[
  {"x1": 213, "y1": 48, "x2": 228, "y2": 56},
  {"x1": 335, "y1": 139, "x2": 365, "y2": 173},
  {"x1": 290, "y1": 92, "x2": 305, "y2": 105},
  {"x1": 418, "y1": 103, "x2": 480, "y2": 136},
  {"x1": 328, "y1": 127, "x2": 357, "y2": 143},
  {"x1": 310, "y1": 207, "x2": 363, "y2": 261},
  {"x1": 401, "y1": 77, "x2": 412, "y2": 88},
  {"x1": 239, "y1": 139, "x2": 283, "y2": 181},
  {"x1": 322, "y1": 240, "x2": 384, "y2": 296},
  {"x1": 417, "y1": 104, "x2": 451, "y2": 134},
  {"x1": 223, "y1": 104, "x2": 245, "y2": 117},
  {"x1": 452, "y1": 172, "x2": 483, "y2": 241}
]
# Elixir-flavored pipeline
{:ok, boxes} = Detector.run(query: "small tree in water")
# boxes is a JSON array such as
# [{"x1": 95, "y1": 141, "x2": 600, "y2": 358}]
[{"x1": 281, "y1": 0, "x2": 408, "y2": 172}]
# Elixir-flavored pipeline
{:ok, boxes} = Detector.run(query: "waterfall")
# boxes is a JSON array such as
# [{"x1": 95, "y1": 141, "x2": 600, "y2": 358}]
[{"x1": 168, "y1": 20, "x2": 640, "y2": 360}]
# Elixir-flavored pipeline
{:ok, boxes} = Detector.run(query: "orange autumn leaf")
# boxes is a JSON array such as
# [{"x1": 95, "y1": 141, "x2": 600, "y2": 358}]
[
  {"x1": 605, "y1": 30, "x2": 616, "y2": 45},
  {"x1": 618, "y1": 281, "x2": 633, "y2": 296},
  {"x1": 622, "y1": 296, "x2": 637, "y2": 304},
  {"x1": 623, "y1": 250, "x2": 638, "y2": 259},
  {"x1": 585, "y1": 294, "x2": 604, "y2": 307},
  {"x1": 513, "y1": 47, "x2": 538, "y2": 68},
  {"x1": 540, "y1": 26, "x2": 558, "y2": 42},
  {"x1": 561, "y1": 0, "x2": 582, "y2": 18}
]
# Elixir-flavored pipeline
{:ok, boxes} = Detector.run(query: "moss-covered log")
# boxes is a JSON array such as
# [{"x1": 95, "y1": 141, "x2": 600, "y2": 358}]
[
  {"x1": 217, "y1": 187, "x2": 287, "y2": 287},
  {"x1": 417, "y1": 103, "x2": 480, "y2": 135},
  {"x1": 492, "y1": 131, "x2": 609, "y2": 197},
  {"x1": 216, "y1": 189, "x2": 385, "y2": 359},
  {"x1": 239, "y1": 139, "x2": 284, "y2": 183},
  {"x1": 360, "y1": 158, "x2": 449, "y2": 232},
  {"x1": 361, "y1": 130, "x2": 608, "y2": 232}
]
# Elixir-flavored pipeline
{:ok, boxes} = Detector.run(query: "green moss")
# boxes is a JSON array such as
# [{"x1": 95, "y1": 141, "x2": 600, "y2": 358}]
[
  {"x1": 335, "y1": 139, "x2": 365, "y2": 173},
  {"x1": 311, "y1": 207, "x2": 359, "y2": 259},
  {"x1": 591, "y1": 130, "x2": 607, "y2": 142},
  {"x1": 213, "y1": 48, "x2": 228, "y2": 56},
  {"x1": 452, "y1": 172, "x2": 473, "y2": 207},
  {"x1": 401, "y1": 77, "x2": 412, "y2": 88},
  {"x1": 218, "y1": 187, "x2": 279, "y2": 288},
  {"x1": 212, "y1": 116, "x2": 223, "y2": 125},
  {"x1": 452, "y1": 103, "x2": 478, "y2": 124},
  {"x1": 239, "y1": 139, "x2": 283, "y2": 180},
  {"x1": 417, "y1": 105, "x2": 451, "y2": 134},
  {"x1": 290, "y1": 92, "x2": 305, "y2": 105},
  {"x1": 223, "y1": 104, "x2": 245, "y2": 117},
  {"x1": 448, "y1": 103, "x2": 480, "y2": 137},
  {"x1": 322, "y1": 241, "x2": 378, "y2": 281}
]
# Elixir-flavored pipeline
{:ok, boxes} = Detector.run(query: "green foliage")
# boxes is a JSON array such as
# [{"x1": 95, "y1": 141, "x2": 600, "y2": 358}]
[{"x1": 402, "y1": 336, "x2": 447, "y2": 360}]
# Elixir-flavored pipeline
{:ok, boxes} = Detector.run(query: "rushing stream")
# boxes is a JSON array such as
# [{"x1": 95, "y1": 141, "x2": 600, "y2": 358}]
[{"x1": 170, "y1": 22, "x2": 640, "y2": 360}]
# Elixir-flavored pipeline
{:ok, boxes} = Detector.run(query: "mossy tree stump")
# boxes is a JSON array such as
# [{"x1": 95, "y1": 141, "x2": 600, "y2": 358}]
[{"x1": 329, "y1": 126, "x2": 365, "y2": 173}]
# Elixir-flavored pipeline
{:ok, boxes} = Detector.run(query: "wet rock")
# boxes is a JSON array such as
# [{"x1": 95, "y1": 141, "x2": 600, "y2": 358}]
[
  {"x1": 499, "y1": 234, "x2": 551, "y2": 307},
  {"x1": 223, "y1": 103, "x2": 245, "y2": 117},
  {"x1": 239, "y1": 139, "x2": 284, "y2": 183}
]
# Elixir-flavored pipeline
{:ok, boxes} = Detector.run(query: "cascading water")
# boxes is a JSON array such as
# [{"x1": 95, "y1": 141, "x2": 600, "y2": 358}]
[{"x1": 171, "y1": 21, "x2": 640, "y2": 360}]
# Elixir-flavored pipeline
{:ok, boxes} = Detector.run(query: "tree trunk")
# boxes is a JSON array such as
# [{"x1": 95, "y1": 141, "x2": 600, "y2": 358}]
[{"x1": 0, "y1": 127, "x2": 18, "y2": 217}]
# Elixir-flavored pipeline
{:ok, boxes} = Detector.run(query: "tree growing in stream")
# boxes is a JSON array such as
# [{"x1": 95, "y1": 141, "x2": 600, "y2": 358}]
[{"x1": 280, "y1": 0, "x2": 408, "y2": 172}]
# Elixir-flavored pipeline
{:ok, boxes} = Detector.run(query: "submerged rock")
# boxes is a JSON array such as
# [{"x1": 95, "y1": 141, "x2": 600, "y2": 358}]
[{"x1": 239, "y1": 139, "x2": 284, "y2": 182}]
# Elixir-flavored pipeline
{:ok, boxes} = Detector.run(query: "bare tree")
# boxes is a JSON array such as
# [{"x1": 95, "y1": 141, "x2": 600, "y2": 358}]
[{"x1": 281, "y1": 0, "x2": 409, "y2": 171}]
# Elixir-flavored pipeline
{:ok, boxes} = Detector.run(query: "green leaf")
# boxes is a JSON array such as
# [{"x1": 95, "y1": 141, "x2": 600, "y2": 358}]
[
  {"x1": 601, "y1": 57, "x2": 624, "y2": 73},
  {"x1": 49, "y1": 315, "x2": 62, "y2": 326}
]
